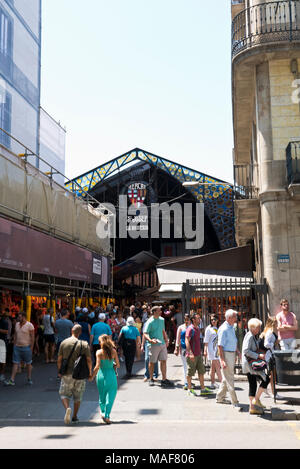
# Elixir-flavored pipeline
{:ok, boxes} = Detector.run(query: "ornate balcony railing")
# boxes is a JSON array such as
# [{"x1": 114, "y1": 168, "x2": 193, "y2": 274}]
[
  {"x1": 286, "y1": 141, "x2": 300, "y2": 185},
  {"x1": 232, "y1": 0, "x2": 300, "y2": 57},
  {"x1": 234, "y1": 163, "x2": 259, "y2": 199}
]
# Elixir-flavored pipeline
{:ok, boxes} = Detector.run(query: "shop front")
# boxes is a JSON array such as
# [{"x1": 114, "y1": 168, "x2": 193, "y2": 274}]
[{"x1": 0, "y1": 216, "x2": 112, "y2": 320}]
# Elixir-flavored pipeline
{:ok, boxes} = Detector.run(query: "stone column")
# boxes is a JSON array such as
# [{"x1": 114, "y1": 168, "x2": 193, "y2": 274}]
[{"x1": 256, "y1": 61, "x2": 288, "y2": 315}]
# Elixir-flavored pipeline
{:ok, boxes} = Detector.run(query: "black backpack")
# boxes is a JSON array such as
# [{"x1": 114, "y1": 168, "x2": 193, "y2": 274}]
[{"x1": 72, "y1": 341, "x2": 90, "y2": 380}]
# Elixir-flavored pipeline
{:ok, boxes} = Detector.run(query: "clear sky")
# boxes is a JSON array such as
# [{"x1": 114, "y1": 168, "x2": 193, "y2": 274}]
[{"x1": 40, "y1": 0, "x2": 234, "y2": 183}]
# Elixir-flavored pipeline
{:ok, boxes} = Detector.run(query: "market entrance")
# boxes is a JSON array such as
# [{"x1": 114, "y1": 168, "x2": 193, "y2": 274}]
[{"x1": 182, "y1": 277, "x2": 269, "y2": 329}]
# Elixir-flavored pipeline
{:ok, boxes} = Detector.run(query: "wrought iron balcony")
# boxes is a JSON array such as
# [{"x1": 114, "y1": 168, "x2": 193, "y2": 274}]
[
  {"x1": 232, "y1": 0, "x2": 300, "y2": 58},
  {"x1": 286, "y1": 141, "x2": 300, "y2": 185},
  {"x1": 234, "y1": 163, "x2": 259, "y2": 200}
]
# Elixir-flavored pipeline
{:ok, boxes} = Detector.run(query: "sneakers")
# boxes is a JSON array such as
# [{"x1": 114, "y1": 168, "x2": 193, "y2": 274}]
[
  {"x1": 0, "y1": 374, "x2": 5, "y2": 382},
  {"x1": 72, "y1": 417, "x2": 79, "y2": 424},
  {"x1": 183, "y1": 384, "x2": 188, "y2": 390},
  {"x1": 4, "y1": 379, "x2": 15, "y2": 386},
  {"x1": 210, "y1": 383, "x2": 219, "y2": 390},
  {"x1": 64, "y1": 407, "x2": 72, "y2": 425},
  {"x1": 27, "y1": 379, "x2": 33, "y2": 385},
  {"x1": 161, "y1": 379, "x2": 174, "y2": 388},
  {"x1": 200, "y1": 387, "x2": 213, "y2": 396},
  {"x1": 187, "y1": 388, "x2": 198, "y2": 397},
  {"x1": 250, "y1": 406, "x2": 263, "y2": 415},
  {"x1": 148, "y1": 379, "x2": 155, "y2": 387},
  {"x1": 274, "y1": 394, "x2": 287, "y2": 400},
  {"x1": 252, "y1": 398, "x2": 265, "y2": 409},
  {"x1": 216, "y1": 398, "x2": 231, "y2": 404}
]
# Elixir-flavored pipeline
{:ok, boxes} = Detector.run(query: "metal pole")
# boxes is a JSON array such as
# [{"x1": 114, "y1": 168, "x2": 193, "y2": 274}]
[{"x1": 186, "y1": 280, "x2": 191, "y2": 315}]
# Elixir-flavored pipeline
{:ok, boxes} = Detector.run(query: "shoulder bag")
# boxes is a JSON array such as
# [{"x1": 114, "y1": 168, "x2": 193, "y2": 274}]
[
  {"x1": 59, "y1": 341, "x2": 78, "y2": 375},
  {"x1": 72, "y1": 341, "x2": 90, "y2": 380},
  {"x1": 246, "y1": 336, "x2": 267, "y2": 371}
]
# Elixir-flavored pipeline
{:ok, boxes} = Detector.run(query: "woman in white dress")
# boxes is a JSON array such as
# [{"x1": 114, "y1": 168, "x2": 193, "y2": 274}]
[{"x1": 204, "y1": 314, "x2": 222, "y2": 389}]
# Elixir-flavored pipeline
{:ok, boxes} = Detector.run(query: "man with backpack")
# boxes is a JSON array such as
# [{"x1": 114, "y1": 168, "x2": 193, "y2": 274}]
[
  {"x1": 185, "y1": 312, "x2": 213, "y2": 397},
  {"x1": 57, "y1": 324, "x2": 92, "y2": 424}
]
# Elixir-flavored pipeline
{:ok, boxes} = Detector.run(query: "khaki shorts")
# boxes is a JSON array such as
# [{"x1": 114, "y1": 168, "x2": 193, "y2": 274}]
[
  {"x1": 187, "y1": 355, "x2": 205, "y2": 377},
  {"x1": 59, "y1": 375, "x2": 86, "y2": 402},
  {"x1": 148, "y1": 344, "x2": 168, "y2": 363}
]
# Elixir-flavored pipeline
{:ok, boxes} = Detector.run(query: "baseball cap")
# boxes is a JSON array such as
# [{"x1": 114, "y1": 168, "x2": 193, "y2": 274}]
[
  {"x1": 82, "y1": 307, "x2": 89, "y2": 313},
  {"x1": 98, "y1": 313, "x2": 106, "y2": 320}
]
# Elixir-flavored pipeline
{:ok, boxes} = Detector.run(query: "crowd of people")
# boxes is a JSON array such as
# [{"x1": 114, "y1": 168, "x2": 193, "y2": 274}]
[{"x1": 0, "y1": 297, "x2": 298, "y2": 423}]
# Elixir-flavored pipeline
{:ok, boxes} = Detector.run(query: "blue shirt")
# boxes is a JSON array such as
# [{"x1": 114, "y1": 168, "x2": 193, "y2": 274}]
[
  {"x1": 120, "y1": 325, "x2": 140, "y2": 340},
  {"x1": 78, "y1": 321, "x2": 90, "y2": 343},
  {"x1": 91, "y1": 321, "x2": 112, "y2": 345},
  {"x1": 217, "y1": 321, "x2": 237, "y2": 352},
  {"x1": 54, "y1": 318, "x2": 74, "y2": 342}
]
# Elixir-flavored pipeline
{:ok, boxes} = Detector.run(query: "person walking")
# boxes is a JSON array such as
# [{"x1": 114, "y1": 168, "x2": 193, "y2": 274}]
[
  {"x1": 5, "y1": 311, "x2": 35, "y2": 386},
  {"x1": 90, "y1": 313, "x2": 112, "y2": 364},
  {"x1": 142, "y1": 311, "x2": 159, "y2": 382},
  {"x1": 216, "y1": 309, "x2": 241, "y2": 406},
  {"x1": 143, "y1": 305, "x2": 174, "y2": 388},
  {"x1": 276, "y1": 299, "x2": 298, "y2": 350},
  {"x1": 43, "y1": 308, "x2": 56, "y2": 363},
  {"x1": 76, "y1": 313, "x2": 91, "y2": 345},
  {"x1": 259, "y1": 316, "x2": 285, "y2": 400},
  {"x1": 118, "y1": 316, "x2": 141, "y2": 379},
  {"x1": 115, "y1": 310, "x2": 126, "y2": 362},
  {"x1": 54, "y1": 309, "x2": 74, "y2": 353},
  {"x1": 204, "y1": 314, "x2": 222, "y2": 389},
  {"x1": 57, "y1": 324, "x2": 92, "y2": 424},
  {"x1": 89, "y1": 334, "x2": 120, "y2": 424},
  {"x1": 174, "y1": 313, "x2": 191, "y2": 390},
  {"x1": 0, "y1": 308, "x2": 9, "y2": 382},
  {"x1": 107, "y1": 310, "x2": 118, "y2": 345},
  {"x1": 185, "y1": 312, "x2": 213, "y2": 396},
  {"x1": 242, "y1": 318, "x2": 270, "y2": 415}
]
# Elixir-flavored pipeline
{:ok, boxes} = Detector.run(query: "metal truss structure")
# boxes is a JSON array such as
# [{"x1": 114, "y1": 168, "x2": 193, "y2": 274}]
[{"x1": 65, "y1": 148, "x2": 235, "y2": 249}]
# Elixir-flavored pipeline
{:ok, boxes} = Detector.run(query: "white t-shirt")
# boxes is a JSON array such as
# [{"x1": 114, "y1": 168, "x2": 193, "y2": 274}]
[{"x1": 204, "y1": 325, "x2": 219, "y2": 361}]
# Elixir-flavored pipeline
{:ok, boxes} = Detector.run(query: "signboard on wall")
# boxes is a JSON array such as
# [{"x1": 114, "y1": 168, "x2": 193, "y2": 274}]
[
  {"x1": 0, "y1": 216, "x2": 111, "y2": 286},
  {"x1": 127, "y1": 182, "x2": 148, "y2": 232}
]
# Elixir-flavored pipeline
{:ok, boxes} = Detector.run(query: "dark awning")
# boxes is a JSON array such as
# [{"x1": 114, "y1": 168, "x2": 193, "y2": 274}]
[
  {"x1": 113, "y1": 251, "x2": 159, "y2": 281},
  {"x1": 157, "y1": 244, "x2": 253, "y2": 277}
]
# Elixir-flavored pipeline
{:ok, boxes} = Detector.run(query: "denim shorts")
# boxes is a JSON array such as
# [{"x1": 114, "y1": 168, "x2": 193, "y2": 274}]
[{"x1": 13, "y1": 346, "x2": 32, "y2": 365}]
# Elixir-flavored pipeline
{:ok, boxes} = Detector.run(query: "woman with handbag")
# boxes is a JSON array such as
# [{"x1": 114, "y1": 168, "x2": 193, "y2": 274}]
[
  {"x1": 118, "y1": 317, "x2": 141, "y2": 379},
  {"x1": 89, "y1": 334, "x2": 120, "y2": 424},
  {"x1": 242, "y1": 318, "x2": 270, "y2": 415}
]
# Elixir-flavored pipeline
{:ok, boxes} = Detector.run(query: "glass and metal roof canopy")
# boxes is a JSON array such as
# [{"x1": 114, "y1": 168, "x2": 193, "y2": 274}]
[{"x1": 65, "y1": 148, "x2": 235, "y2": 250}]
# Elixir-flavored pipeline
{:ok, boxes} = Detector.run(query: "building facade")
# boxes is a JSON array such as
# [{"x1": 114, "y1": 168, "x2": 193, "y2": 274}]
[
  {"x1": 232, "y1": 0, "x2": 300, "y2": 327},
  {"x1": 39, "y1": 107, "x2": 66, "y2": 185},
  {"x1": 0, "y1": 0, "x2": 65, "y2": 179},
  {"x1": 0, "y1": 0, "x2": 41, "y2": 158},
  {"x1": 0, "y1": 1, "x2": 110, "y2": 317}
]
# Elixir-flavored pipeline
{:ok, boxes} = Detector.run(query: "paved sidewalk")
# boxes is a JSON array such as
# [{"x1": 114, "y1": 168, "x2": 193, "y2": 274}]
[
  {"x1": 0, "y1": 352, "x2": 299, "y2": 422},
  {"x1": 1, "y1": 352, "x2": 300, "y2": 449}
]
